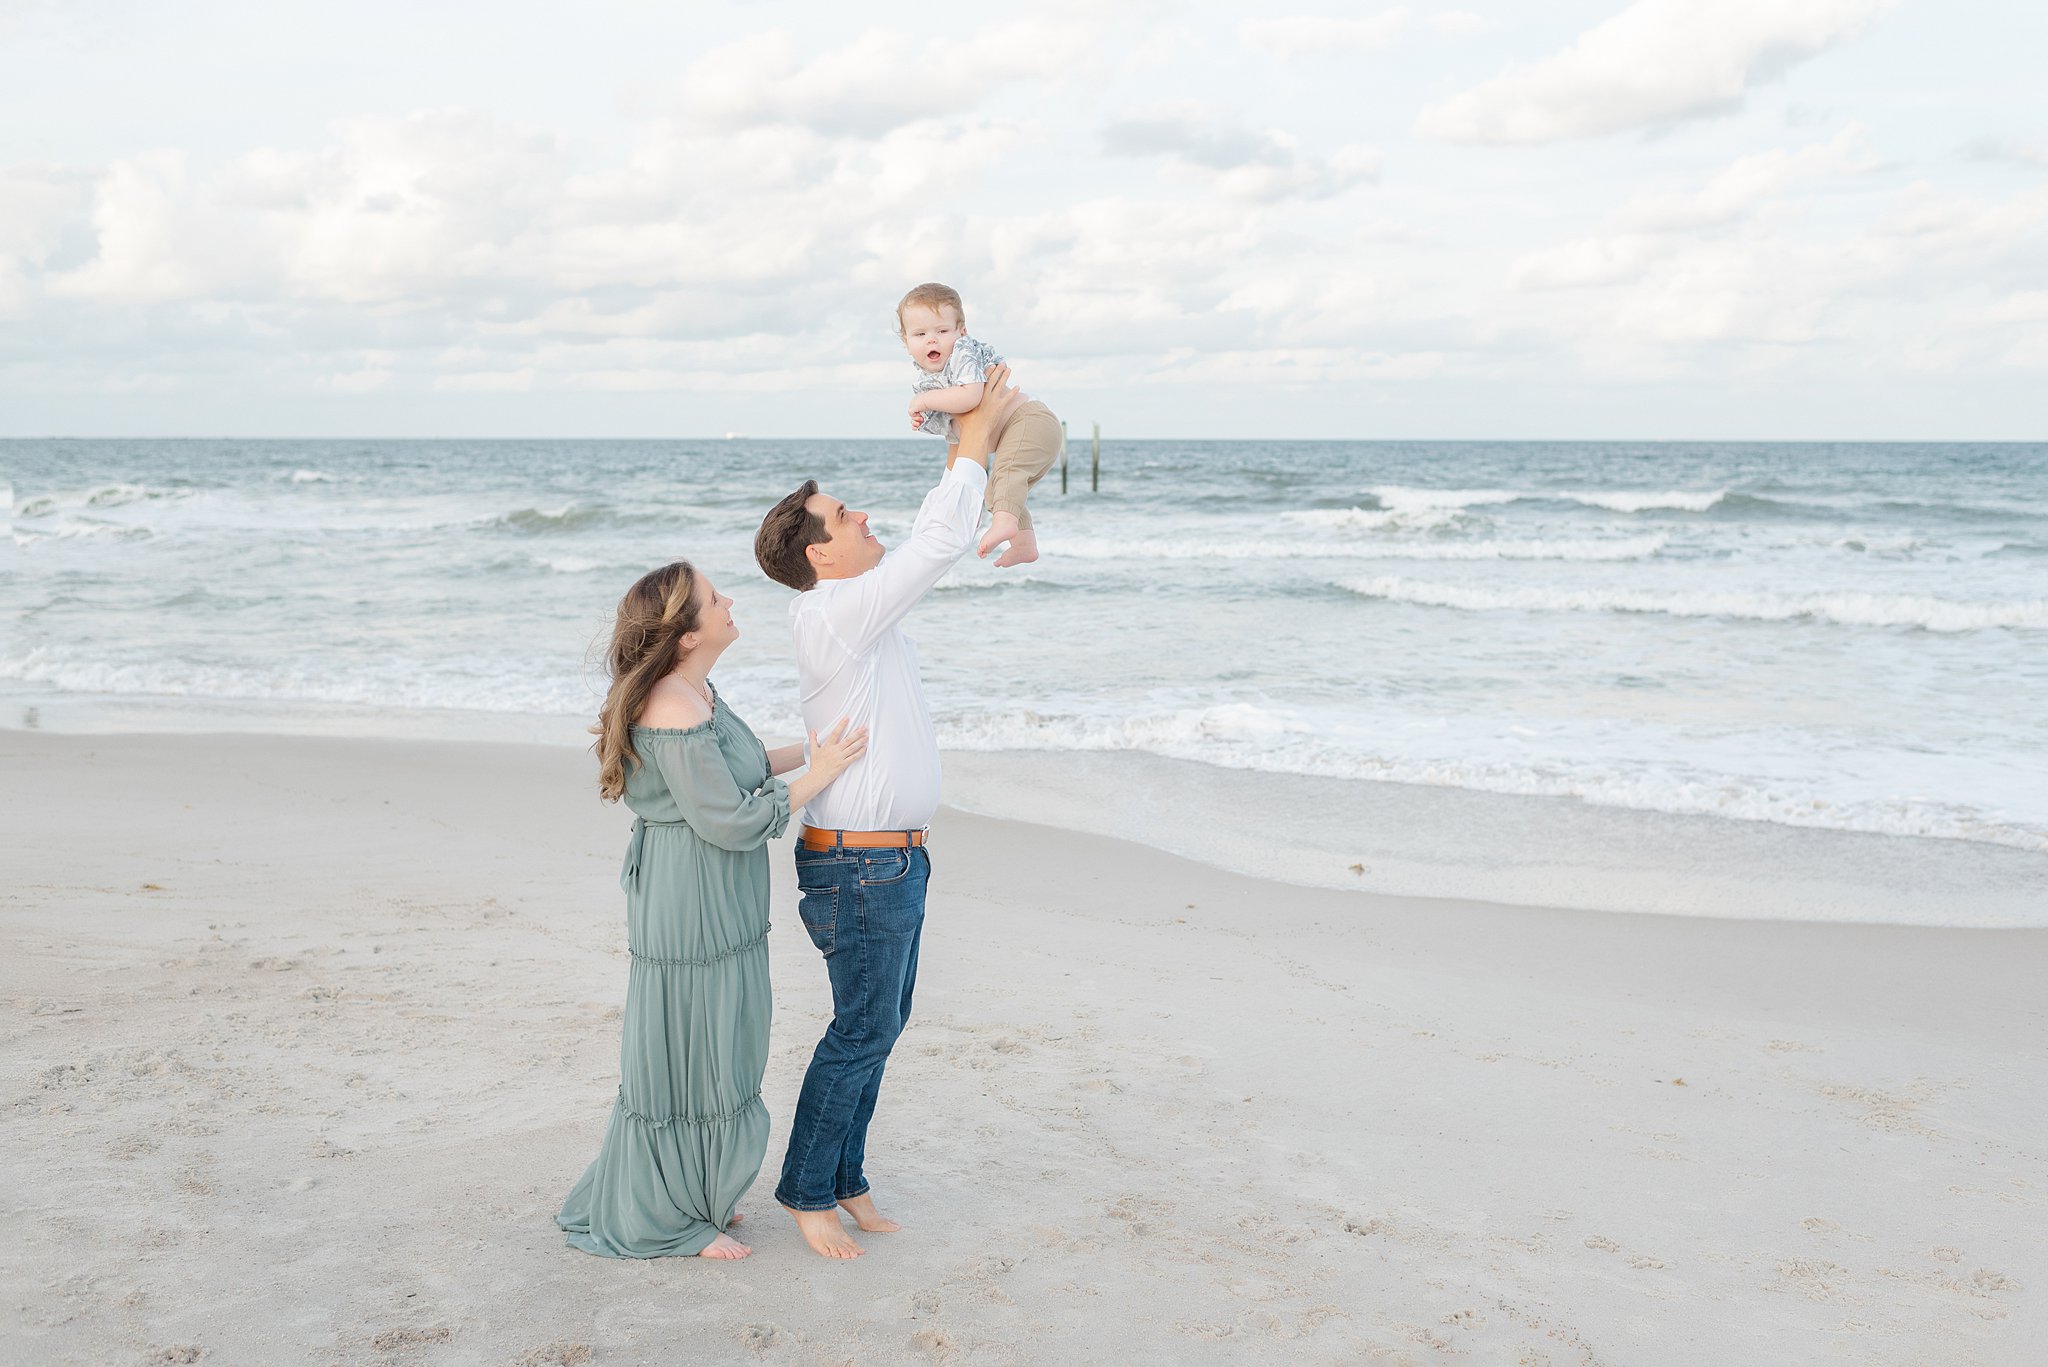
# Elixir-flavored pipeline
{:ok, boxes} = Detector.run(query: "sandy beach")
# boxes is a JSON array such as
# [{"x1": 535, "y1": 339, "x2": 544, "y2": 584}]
[{"x1": 4, "y1": 729, "x2": 2044, "y2": 1366}]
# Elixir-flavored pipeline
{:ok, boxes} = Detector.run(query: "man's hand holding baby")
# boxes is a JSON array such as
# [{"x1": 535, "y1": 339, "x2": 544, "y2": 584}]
[{"x1": 948, "y1": 363, "x2": 1020, "y2": 471}]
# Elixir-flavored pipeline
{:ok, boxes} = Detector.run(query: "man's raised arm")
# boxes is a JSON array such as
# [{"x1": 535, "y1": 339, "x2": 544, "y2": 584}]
[{"x1": 814, "y1": 366, "x2": 1023, "y2": 655}]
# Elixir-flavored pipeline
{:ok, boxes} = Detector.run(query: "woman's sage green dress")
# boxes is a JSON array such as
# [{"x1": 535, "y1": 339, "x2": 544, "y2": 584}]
[{"x1": 557, "y1": 688, "x2": 790, "y2": 1258}]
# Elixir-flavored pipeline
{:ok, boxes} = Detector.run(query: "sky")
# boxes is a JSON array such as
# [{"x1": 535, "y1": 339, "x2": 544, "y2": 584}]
[{"x1": 1, "y1": 0, "x2": 2044, "y2": 439}]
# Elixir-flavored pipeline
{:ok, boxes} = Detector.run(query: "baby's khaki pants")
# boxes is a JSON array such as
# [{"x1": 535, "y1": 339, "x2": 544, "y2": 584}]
[{"x1": 982, "y1": 400, "x2": 1061, "y2": 530}]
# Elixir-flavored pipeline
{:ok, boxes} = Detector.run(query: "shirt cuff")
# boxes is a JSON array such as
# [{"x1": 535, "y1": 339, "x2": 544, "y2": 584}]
[{"x1": 944, "y1": 459, "x2": 990, "y2": 495}]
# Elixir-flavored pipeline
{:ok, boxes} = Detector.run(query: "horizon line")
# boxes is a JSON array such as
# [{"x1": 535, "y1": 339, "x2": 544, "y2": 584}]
[{"x1": 4, "y1": 434, "x2": 2044, "y2": 445}]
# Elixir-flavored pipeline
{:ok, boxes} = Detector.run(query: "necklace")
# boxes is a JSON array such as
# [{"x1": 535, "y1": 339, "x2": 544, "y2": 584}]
[{"x1": 677, "y1": 673, "x2": 713, "y2": 710}]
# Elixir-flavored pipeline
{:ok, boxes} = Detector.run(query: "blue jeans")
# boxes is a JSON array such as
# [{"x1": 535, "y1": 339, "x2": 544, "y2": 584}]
[{"x1": 775, "y1": 839, "x2": 930, "y2": 1212}]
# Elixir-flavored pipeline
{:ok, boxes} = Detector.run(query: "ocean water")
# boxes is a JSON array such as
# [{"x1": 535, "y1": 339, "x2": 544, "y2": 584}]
[{"x1": 6, "y1": 438, "x2": 2046, "y2": 920}]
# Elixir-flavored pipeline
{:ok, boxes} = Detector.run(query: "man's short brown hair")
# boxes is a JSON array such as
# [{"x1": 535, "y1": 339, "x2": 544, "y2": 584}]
[{"x1": 755, "y1": 480, "x2": 826, "y2": 591}]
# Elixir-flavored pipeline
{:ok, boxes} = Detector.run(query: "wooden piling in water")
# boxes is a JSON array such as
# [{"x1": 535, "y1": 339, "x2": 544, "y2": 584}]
[
  {"x1": 1060, "y1": 421, "x2": 1068, "y2": 494},
  {"x1": 1091, "y1": 423, "x2": 1100, "y2": 493}
]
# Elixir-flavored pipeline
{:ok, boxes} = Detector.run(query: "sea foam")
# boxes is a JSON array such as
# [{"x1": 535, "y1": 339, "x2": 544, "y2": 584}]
[
  {"x1": 1339, "y1": 578, "x2": 2048, "y2": 632},
  {"x1": 1046, "y1": 535, "x2": 1668, "y2": 562},
  {"x1": 934, "y1": 703, "x2": 2048, "y2": 854}
]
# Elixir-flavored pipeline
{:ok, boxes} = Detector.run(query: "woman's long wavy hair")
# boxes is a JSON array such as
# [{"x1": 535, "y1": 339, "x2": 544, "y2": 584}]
[{"x1": 592, "y1": 561, "x2": 703, "y2": 802}]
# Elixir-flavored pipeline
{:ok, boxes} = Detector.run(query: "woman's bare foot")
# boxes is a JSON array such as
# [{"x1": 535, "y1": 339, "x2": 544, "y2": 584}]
[
  {"x1": 992, "y1": 527, "x2": 1038, "y2": 568},
  {"x1": 727, "y1": 1211, "x2": 744, "y2": 1227},
  {"x1": 978, "y1": 510, "x2": 1021, "y2": 560},
  {"x1": 784, "y1": 1204, "x2": 864, "y2": 1259},
  {"x1": 836, "y1": 1193, "x2": 902, "y2": 1233},
  {"x1": 698, "y1": 1231, "x2": 751, "y2": 1260}
]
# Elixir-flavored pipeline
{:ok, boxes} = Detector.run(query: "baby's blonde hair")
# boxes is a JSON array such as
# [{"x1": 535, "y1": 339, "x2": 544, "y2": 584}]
[{"x1": 896, "y1": 282, "x2": 965, "y2": 334}]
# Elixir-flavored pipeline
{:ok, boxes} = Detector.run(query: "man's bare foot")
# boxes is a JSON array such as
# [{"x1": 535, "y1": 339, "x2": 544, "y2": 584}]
[
  {"x1": 784, "y1": 1204, "x2": 864, "y2": 1259},
  {"x1": 978, "y1": 510, "x2": 1021, "y2": 560},
  {"x1": 698, "y1": 1231, "x2": 751, "y2": 1260},
  {"x1": 837, "y1": 1193, "x2": 902, "y2": 1233},
  {"x1": 992, "y1": 527, "x2": 1038, "y2": 568}
]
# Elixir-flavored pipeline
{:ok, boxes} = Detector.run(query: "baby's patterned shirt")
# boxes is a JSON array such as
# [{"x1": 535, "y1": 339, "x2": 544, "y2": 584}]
[{"x1": 911, "y1": 334, "x2": 1003, "y2": 441}]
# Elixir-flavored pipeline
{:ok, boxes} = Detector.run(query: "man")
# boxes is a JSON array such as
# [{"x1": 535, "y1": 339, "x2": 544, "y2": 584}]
[{"x1": 752, "y1": 364, "x2": 1022, "y2": 1259}]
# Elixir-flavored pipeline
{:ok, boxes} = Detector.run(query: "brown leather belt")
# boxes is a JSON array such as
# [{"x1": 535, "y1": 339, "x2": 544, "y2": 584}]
[{"x1": 800, "y1": 826, "x2": 929, "y2": 851}]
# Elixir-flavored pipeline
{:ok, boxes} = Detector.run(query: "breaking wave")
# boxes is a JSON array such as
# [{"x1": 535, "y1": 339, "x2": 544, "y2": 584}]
[
  {"x1": 1364, "y1": 485, "x2": 1728, "y2": 515},
  {"x1": 1338, "y1": 578, "x2": 2048, "y2": 632},
  {"x1": 1048, "y1": 535, "x2": 1667, "y2": 563}
]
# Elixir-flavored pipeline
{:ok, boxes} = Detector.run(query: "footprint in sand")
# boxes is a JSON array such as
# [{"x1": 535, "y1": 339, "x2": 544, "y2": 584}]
[
  {"x1": 106, "y1": 1134, "x2": 159, "y2": 1161},
  {"x1": 1105, "y1": 1194, "x2": 1170, "y2": 1237},
  {"x1": 1395, "y1": 1322, "x2": 1454, "y2": 1351},
  {"x1": 1774, "y1": 1258, "x2": 1855, "y2": 1302},
  {"x1": 910, "y1": 1326, "x2": 960, "y2": 1359},
  {"x1": 369, "y1": 1327, "x2": 451, "y2": 1351},
  {"x1": 512, "y1": 1346, "x2": 591, "y2": 1367}
]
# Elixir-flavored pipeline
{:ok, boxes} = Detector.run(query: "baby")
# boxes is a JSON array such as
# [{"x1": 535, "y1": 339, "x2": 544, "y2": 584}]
[{"x1": 898, "y1": 282, "x2": 1061, "y2": 567}]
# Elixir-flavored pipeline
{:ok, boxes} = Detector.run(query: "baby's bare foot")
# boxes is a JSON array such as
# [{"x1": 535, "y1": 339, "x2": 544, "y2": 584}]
[
  {"x1": 993, "y1": 528, "x2": 1038, "y2": 568},
  {"x1": 978, "y1": 510, "x2": 1022, "y2": 559},
  {"x1": 698, "y1": 1231, "x2": 751, "y2": 1260},
  {"x1": 785, "y1": 1204, "x2": 865, "y2": 1259},
  {"x1": 837, "y1": 1193, "x2": 902, "y2": 1233}
]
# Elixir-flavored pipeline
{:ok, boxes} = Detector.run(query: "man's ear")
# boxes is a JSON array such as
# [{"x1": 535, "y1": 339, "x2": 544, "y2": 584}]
[{"x1": 805, "y1": 541, "x2": 828, "y2": 571}]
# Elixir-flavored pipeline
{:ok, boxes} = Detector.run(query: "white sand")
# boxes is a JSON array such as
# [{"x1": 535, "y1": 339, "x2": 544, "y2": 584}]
[{"x1": 3, "y1": 731, "x2": 2044, "y2": 1366}]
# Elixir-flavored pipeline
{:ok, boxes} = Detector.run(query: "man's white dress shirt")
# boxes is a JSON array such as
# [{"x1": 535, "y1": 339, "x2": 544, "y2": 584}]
[{"x1": 791, "y1": 460, "x2": 986, "y2": 832}]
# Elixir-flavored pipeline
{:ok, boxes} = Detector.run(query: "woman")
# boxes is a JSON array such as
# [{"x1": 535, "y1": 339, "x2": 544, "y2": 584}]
[{"x1": 557, "y1": 560, "x2": 866, "y2": 1260}]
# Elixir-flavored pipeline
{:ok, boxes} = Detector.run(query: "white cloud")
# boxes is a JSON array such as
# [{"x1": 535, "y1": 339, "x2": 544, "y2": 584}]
[
  {"x1": 1416, "y1": 0, "x2": 1897, "y2": 144},
  {"x1": 675, "y1": 22, "x2": 1092, "y2": 138},
  {"x1": 432, "y1": 368, "x2": 536, "y2": 392},
  {"x1": 0, "y1": 165, "x2": 90, "y2": 317},
  {"x1": 1428, "y1": 11, "x2": 1494, "y2": 38},
  {"x1": 1511, "y1": 236, "x2": 1660, "y2": 293},
  {"x1": 1509, "y1": 176, "x2": 2048, "y2": 369},
  {"x1": 47, "y1": 152, "x2": 225, "y2": 302},
  {"x1": 1103, "y1": 104, "x2": 1378, "y2": 201},
  {"x1": 1162, "y1": 347, "x2": 1450, "y2": 385},
  {"x1": 1618, "y1": 123, "x2": 1880, "y2": 231},
  {"x1": 258, "y1": 111, "x2": 569, "y2": 306},
  {"x1": 1984, "y1": 290, "x2": 2048, "y2": 325},
  {"x1": 1512, "y1": 126, "x2": 1880, "y2": 290},
  {"x1": 1238, "y1": 10, "x2": 1409, "y2": 60},
  {"x1": 1960, "y1": 136, "x2": 2048, "y2": 169}
]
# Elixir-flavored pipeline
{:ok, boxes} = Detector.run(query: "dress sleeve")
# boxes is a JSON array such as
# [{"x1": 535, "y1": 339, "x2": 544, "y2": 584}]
[{"x1": 649, "y1": 731, "x2": 792, "y2": 851}]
